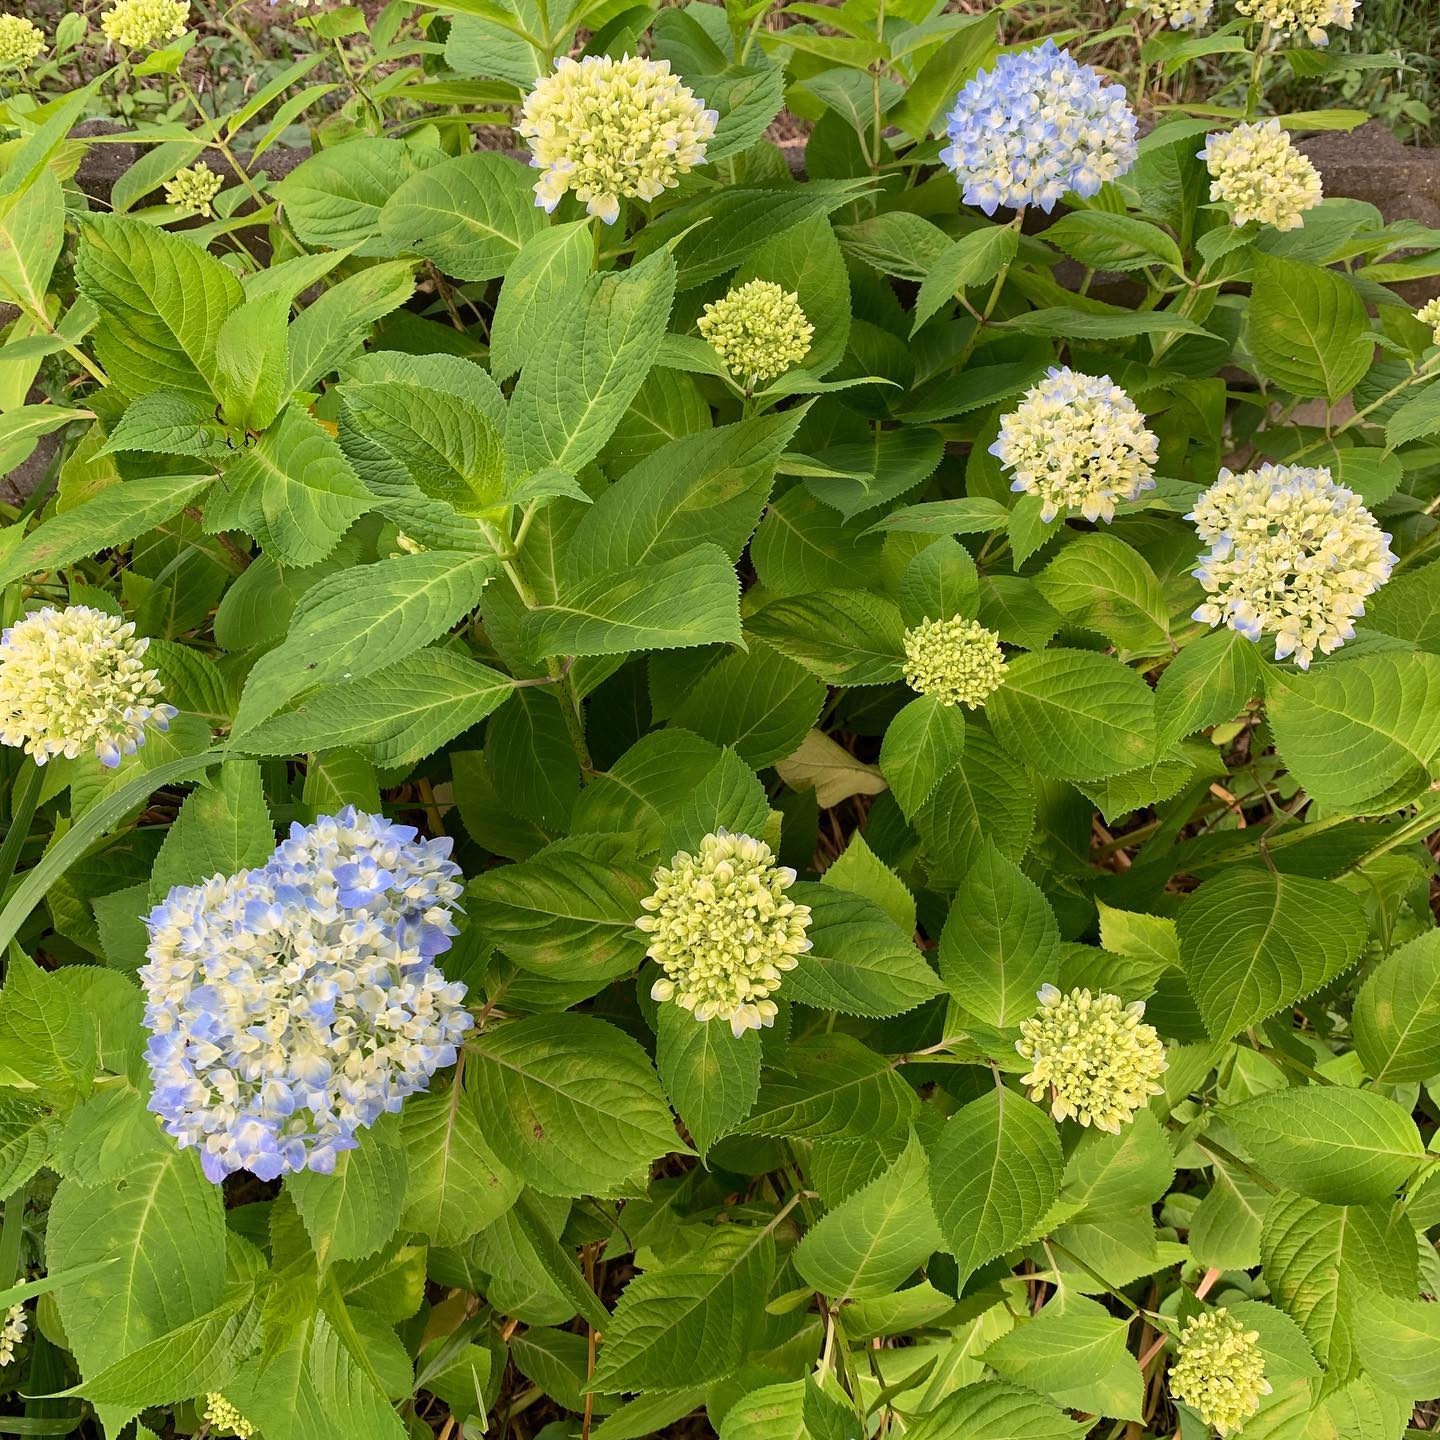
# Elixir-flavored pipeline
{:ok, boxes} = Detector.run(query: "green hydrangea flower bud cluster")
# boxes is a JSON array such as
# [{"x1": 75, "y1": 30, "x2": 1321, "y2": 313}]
[
  {"x1": 637, "y1": 830, "x2": 812, "y2": 1037},
  {"x1": 1016, "y1": 985, "x2": 1168, "y2": 1133},
  {"x1": 101, "y1": 0, "x2": 189, "y2": 49},
  {"x1": 992, "y1": 366, "x2": 1158, "y2": 524},
  {"x1": 0, "y1": 605, "x2": 176, "y2": 768},
  {"x1": 1138, "y1": 0, "x2": 1214, "y2": 27},
  {"x1": 1201, "y1": 120, "x2": 1322, "y2": 232},
  {"x1": 164, "y1": 161, "x2": 224, "y2": 218},
  {"x1": 0, "y1": 15, "x2": 45, "y2": 69},
  {"x1": 698, "y1": 280, "x2": 814, "y2": 392},
  {"x1": 902, "y1": 616, "x2": 1007, "y2": 709},
  {"x1": 1169, "y1": 1309, "x2": 1272, "y2": 1435},
  {"x1": 0, "y1": 1304, "x2": 25, "y2": 1369},
  {"x1": 1416, "y1": 297, "x2": 1440, "y2": 347},
  {"x1": 203, "y1": 1393, "x2": 256, "y2": 1438},
  {"x1": 1234, "y1": 0, "x2": 1355, "y2": 45},
  {"x1": 517, "y1": 54, "x2": 716, "y2": 225}
]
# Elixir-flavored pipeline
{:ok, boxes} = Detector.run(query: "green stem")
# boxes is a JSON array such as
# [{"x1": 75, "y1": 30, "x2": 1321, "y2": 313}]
[
  {"x1": 953, "y1": 209, "x2": 1025, "y2": 369},
  {"x1": 0, "y1": 1178, "x2": 28, "y2": 1288},
  {"x1": 329, "y1": 34, "x2": 383, "y2": 133},
  {"x1": 1244, "y1": 25, "x2": 1270, "y2": 120},
  {"x1": 0, "y1": 760, "x2": 42, "y2": 910}
]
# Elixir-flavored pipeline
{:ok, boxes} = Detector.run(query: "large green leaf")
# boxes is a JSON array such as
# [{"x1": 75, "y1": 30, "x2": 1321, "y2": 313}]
[
  {"x1": 656, "y1": 1005, "x2": 761, "y2": 1156},
  {"x1": 903, "y1": 1382, "x2": 1086, "y2": 1440},
  {"x1": 1351, "y1": 1292, "x2": 1440, "y2": 1398},
  {"x1": 1179, "y1": 868, "x2": 1367, "y2": 1039},
  {"x1": 0, "y1": 168, "x2": 65, "y2": 314},
  {"x1": 1353, "y1": 929, "x2": 1440, "y2": 1083},
  {"x1": 1154, "y1": 627, "x2": 1262, "y2": 747},
  {"x1": 274, "y1": 137, "x2": 440, "y2": 252},
  {"x1": 378, "y1": 151, "x2": 545, "y2": 281},
  {"x1": 148, "y1": 758, "x2": 273, "y2": 900},
  {"x1": 1223, "y1": 1087, "x2": 1423, "y2": 1205},
  {"x1": 488, "y1": 220, "x2": 592, "y2": 382},
  {"x1": 927, "y1": 1087, "x2": 1063, "y2": 1287},
  {"x1": 290, "y1": 1114, "x2": 408, "y2": 1266},
  {"x1": 592, "y1": 1224, "x2": 776, "y2": 1392},
  {"x1": 747, "y1": 589, "x2": 905, "y2": 687},
  {"x1": 1247, "y1": 251, "x2": 1373, "y2": 401},
  {"x1": 467, "y1": 1013, "x2": 679, "y2": 1196},
  {"x1": 879, "y1": 694, "x2": 968, "y2": 820}
]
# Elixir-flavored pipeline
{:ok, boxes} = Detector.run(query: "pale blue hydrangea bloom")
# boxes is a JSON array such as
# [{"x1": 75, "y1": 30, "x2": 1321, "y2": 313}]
[
  {"x1": 940, "y1": 40, "x2": 1138, "y2": 215},
  {"x1": 140, "y1": 808, "x2": 471, "y2": 1183}
]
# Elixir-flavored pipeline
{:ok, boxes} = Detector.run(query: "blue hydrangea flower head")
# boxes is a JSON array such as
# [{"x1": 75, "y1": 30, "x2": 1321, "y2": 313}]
[
  {"x1": 940, "y1": 41, "x2": 1138, "y2": 214},
  {"x1": 140, "y1": 808, "x2": 471, "y2": 1183}
]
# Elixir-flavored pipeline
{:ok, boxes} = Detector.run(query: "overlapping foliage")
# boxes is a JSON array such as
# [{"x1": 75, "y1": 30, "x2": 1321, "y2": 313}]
[{"x1": 3, "y1": 0, "x2": 1440, "y2": 1437}]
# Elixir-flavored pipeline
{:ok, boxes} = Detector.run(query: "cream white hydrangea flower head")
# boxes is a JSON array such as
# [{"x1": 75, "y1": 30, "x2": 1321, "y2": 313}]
[
  {"x1": 1016, "y1": 985, "x2": 1167, "y2": 1133},
  {"x1": 0, "y1": 15, "x2": 46, "y2": 69},
  {"x1": 1189, "y1": 463, "x2": 1395, "y2": 669},
  {"x1": 1137, "y1": 0, "x2": 1215, "y2": 26},
  {"x1": 1201, "y1": 121, "x2": 1322, "y2": 232},
  {"x1": 637, "y1": 829, "x2": 812, "y2": 1037},
  {"x1": 698, "y1": 280, "x2": 814, "y2": 392},
  {"x1": 1416, "y1": 297, "x2": 1440, "y2": 347},
  {"x1": 991, "y1": 367, "x2": 1158, "y2": 523},
  {"x1": 516, "y1": 54, "x2": 717, "y2": 225},
  {"x1": 902, "y1": 617, "x2": 1007, "y2": 709},
  {"x1": 1170, "y1": 1308, "x2": 1272, "y2": 1435},
  {"x1": 0, "y1": 606, "x2": 176, "y2": 768},
  {"x1": 0, "y1": 1303, "x2": 25, "y2": 1368},
  {"x1": 101, "y1": 0, "x2": 189, "y2": 48},
  {"x1": 164, "y1": 160, "x2": 223, "y2": 218},
  {"x1": 1234, "y1": 0, "x2": 1356, "y2": 45},
  {"x1": 203, "y1": 1394, "x2": 255, "y2": 1438}
]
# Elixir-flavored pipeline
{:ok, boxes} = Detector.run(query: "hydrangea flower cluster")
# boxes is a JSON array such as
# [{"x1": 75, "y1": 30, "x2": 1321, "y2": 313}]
[
  {"x1": 0, "y1": 1304, "x2": 25, "y2": 1369},
  {"x1": 140, "y1": 808, "x2": 471, "y2": 1183},
  {"x1": 1234, "y1": 0, "x2": 1356, "y2": 45},
  {"x1": 902, "y1": 617, "x2": 1008, "y2": 709},
  {"x1": 1416, "y1": 297, "x2": 1440, "y2": 347},
  {"x1": 992, "y1": 367, "x2": 1158, "y2": 523},
  {"x1": 0, "y1": 15, "x2": 45, "y2": 68},
  {"x1": 1138, "y1": 0, "x2": 1215, "y2": 27},
  {"x1": 1189, "y1": 464, "x2": 1395, "y2": 669},
  {"x1": 1170, "y1": 1309, "x2": 1272, "y2": 1435},
  {"x1": 165, "y1": 161, "x2": 224, "y2": 218},
  {"x1": 1016, "y1": 986, "x2": 1167, "y2": 1133},
  {"x1": 940, "y1": 41, "x2": 1138, "y2": 214},
  {"x1": 516, "y1": 55, "x2": 716, "y2": 224},
  {"x1": 100, "y1": 0, "x2": 189, "y2": 49},
  {"x1": 637, "y1": 830, "x2": 812, "y2": 1037},
  {"x1": 203, "y1": 1393, "x2": 255, "y2": 1437},
  {"x1": 0, "y1": 606, "x2": 176, "y2": 768},
  {"x1": 698, "y1": 280, "x2": 814, "y2": 392},
  {"x1": 1201, "y1": 121, "x2": 1322, "y2": 231}
]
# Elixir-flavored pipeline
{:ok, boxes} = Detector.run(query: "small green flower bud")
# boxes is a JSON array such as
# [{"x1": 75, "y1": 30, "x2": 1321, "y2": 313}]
[
  {"x1": 0, "y1": 15, "x2": 45, "y2": 69},
  {"x1": 698, "y1": 280, "x2": 814, "y2": 392},
  {"x1": 204, "y1": 1393, "x2": 256, "y2": 1438},
  {"x1": 100, "y1": 0, "x2": 189, "y2": 50},
  {"x1": 164, "y1": 161, "x2": 223, "y2": 218},
  {"x1": 902, "y1": 616, "x2": 1007, "y2": 709},
  {"x1": 1170, "y1": 1308, "x2": 1271, "y2": 1436}
]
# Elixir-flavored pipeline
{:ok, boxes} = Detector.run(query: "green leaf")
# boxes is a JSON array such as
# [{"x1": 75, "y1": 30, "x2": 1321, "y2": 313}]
[
  {"x1": 0, "y1": 168, "x2": 65, "y2": 314},
  {"x1": 1035, "y1": 535, "x2": 1170, "y2": 653},
  {"x1": 505, "y1": 249, "x2": 676, "y2": 480},
  {"x1": 592, "y1": 1224, "x2": 776, "y2": 1392},
  {"x1": 656, "y1": 1004, "x2": 761, "y2": 1155},
  {"x1": 1045, "y1": 212, "x2": 1183, "y2": 272},
  {"x1": 290, "y1": 1113, "x2": 408, "y2": 1266},
  {"x1": 987, "y1": 649, "x2": 1157, "y2": 781},
  {"x1": 887, "y1": 12, "x2": 996, "y2": 144},
  {"x1": 785, "y1": 883, "x2": 941, "y2": 1018},
  {"x1": 0, "y1": 1095, "x2": 53, "y2": 1195},
  {"x1": 659, "y1": 747, "x2": 770, "y2": 860},
  {"x1": 1350, "y1": 1291, "x2": 1440, "y2": 1398},
  {"x1": 511, "y1": 1188, "x2": 608, "y2": 1330},
  {"x1": 903, "y1": 1382, "x2": 1086, "y2": 1440},
  {"x1": 1223, "y1": 1086, "x2": 1423, "y2": 1205},
  {"x1": 400, "y1": 1085, "x2": 520, "y2": 1246},
  {"x1": 794, "y1": 1132, "x2": 941, "y2": 1301},
  {"x1": 747, "y1": 589, "x2": 905, "y2": 686},
  {"x1": 204, "y1": 407, "x2": 372, "y2": 567},
  {"x1": 912, "y1": 225, "x2": 1019, "y2": 336},
  {"x1": 1247, "y1": 251, "x2": 1373, "y2": 401},
  {"x1": 731, "y1": 1034, "x2": 918, "y2": 1144},
  {"x1": 1261, "y1": 1193, "x2": 1417, "y2": 1375},
  {"x1": 1061, "y1": 1110, "x2": 1175, "y2": 1222},
  {"x1": 99, "y1": 390, "x2": 228, "y2": 460},
  {"x1": 274, "y1": 137, "x2": 439, "y2": 252},
  {"x1": 0, "y1": 403, "x2": 92, "y2": 474},
  {"x1": 0, "y1": 473, "x2": 213, "y2": 591},
  {"x1": 879, "y1": 694, "x2": 967, "y2": 820},
  {"x1": 915, "y1": 727, "x2": 1035, "y2": 886},
  {"x1": 863, "y1": 496, "x2": 1012, "y2": 537},
  {"x1": 0, "y1": 952, "x2": 95, "y2": 1089},
  {"x1": 1353, "y1": 929, "x2": 1440, "y2": 1083},
  {"x1": 938, "y1": 843, "x2": 1060, "y2": 1027},
  {"x1": 1155, "y1": 627, "x2": 1262, "y2": 747},
  {"x1": 468, "y1": 835, "x2": 651, "y2": 983},
  {"x1": 232, "y1": 551, "x2": 494, "y2": 733},
  {"x1": 822, "y1": 831, "x2": 914, "y2": 934},
  {"x1": 1384, "y1": 378, "x2": 1440, "y2": 449},
  {"x1": 1266, "y1": 651, "x2": 1440, "y2": 811},
  {"x1": 378, "y1": 151, "x2": 545, "y2": 281},
  {"x1": 287, "y1": 260, "x2": 417, "y2": 395},
  {"x1": 233, "y1": 647, "x2": 514, "y2": 767},
  {"x1": 75, "y1": 215, "x2": 242, "y2": 401},
  {"x1": 489, "y1": 220, "x2": 592, "y2": 382},
  {"x1": 48, "y1": 1150, "x2": 228, "y2": 1388},
  {"x1": 524, "y1": 543, "x2": 741, "y2": 658},
  {"x1": 1003, "y1": 307, "x2": 1207, "y2": 339},
  {"x1": 927, "y1": 1087, "x2": 1064, "y2": 1288},
  {"x1": 214, "y1": 291, "x2": 291, "y2": 432},
  {"x1": 148, "y1": 758, "x2": 273, "y2": 901},
  {"x1": 467, "y1": 1013, "x2": 679, "y2": 1197},
  {"x1": 984, "y1": 1294, "x2": 1133, "y2": 1400},
  {"x1": 1179, "y1": 868, "x2": 1367, "y2": 1039}
]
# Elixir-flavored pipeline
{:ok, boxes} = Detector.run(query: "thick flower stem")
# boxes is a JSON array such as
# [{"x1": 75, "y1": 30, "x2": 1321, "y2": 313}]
[{"x1": 0, "y1": 760, "x2": 42, "y2": 911}]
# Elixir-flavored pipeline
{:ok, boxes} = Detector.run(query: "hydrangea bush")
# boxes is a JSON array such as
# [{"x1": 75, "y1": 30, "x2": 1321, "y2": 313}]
[{"x1": 3, "y1": 0, "x2": 1440, "y2": 1437}]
